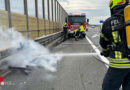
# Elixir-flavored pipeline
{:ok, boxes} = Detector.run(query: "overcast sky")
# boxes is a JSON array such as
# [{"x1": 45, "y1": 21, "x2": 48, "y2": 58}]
[
  {"x1": 57, "y1": 0, "x2": 111, "y2": 24},
  {"x1": 0, "y1": 0, "x2": 111, "y2": 25}
]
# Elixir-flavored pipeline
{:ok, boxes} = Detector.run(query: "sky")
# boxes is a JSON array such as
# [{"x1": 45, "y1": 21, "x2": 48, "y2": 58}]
[
  {"x1": 0, "y1": 0, "x2": 55, "y2": 20},
  {"x1": 57, "y1": 0, "x2": 111, "y2": 25},
  {"x1": 0, "y1": 0, "x2": 111, "y2": 25}
]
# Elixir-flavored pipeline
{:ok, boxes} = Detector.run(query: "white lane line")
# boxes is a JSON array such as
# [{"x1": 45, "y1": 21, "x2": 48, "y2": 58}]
[
  {"x1": 49, "y1": 53, "x2": 100, "y2": 57},
  {"x1": 85, "y1": 36, "x2": 109, "y2": 68}
]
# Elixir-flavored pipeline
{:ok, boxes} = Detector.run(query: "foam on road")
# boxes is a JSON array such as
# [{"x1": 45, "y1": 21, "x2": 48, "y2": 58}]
[
  {"x1": 51, "y1": 36, "x2": 107, "y2": 90},
  {"x1": 2, "y1": 26, "x2": 108, "y2": 90}
]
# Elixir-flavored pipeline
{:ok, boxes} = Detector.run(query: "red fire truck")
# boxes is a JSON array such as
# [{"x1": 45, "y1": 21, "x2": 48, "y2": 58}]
[{"x1": 66, "y1": 14, "x2": 88, "y2": 37}]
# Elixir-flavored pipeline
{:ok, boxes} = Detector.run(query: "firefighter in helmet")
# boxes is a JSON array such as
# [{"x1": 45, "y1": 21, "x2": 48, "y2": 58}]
[
  {"x1": 99, "y1": 0, "x2": 130, "y2": 90},
  {"x1": 79, "y1": 24, "x2": 86, "y2": 39},
  {"x1": 74, "y1": 29, "x2": 80, "y2": 41},
  {"x1": 63, "y1": 23, "x2": 68, "y2": 41}
]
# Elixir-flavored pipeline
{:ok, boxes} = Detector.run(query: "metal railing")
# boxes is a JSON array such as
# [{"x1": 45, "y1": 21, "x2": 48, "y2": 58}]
[
  {"x1": 0, "y1": 0, "x2": 68, "y2": 39},
  {"x1": 0, "y1": 31, "x2": 64, "y2": 60},
  {"x1": 35, "y1": 31, "x2": 63, "y2": 46}
]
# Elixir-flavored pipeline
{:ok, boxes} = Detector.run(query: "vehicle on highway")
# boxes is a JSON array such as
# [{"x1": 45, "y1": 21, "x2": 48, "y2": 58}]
[{"x1": 66, "y1": 14, "x2": 88, "y2": 39}]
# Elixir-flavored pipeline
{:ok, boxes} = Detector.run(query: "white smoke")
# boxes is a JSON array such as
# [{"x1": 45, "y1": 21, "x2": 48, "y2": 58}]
[{"x1": 0, "y1": 28, "x2": 62, "y2": 72}]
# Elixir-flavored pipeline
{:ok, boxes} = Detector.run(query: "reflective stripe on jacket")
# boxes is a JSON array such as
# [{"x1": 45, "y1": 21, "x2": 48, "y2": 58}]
[
  {"x1": 100, "y1": 16, "x2": 130, "y2": 69},
  {"x1": 74, "y1": 29, "x2": 78, "y2": 35}
]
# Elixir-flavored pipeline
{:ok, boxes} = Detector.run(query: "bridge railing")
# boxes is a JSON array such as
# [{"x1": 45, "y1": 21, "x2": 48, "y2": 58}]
[{"x1": 0, "y1": 0, "x2": 68, "y2": 39}]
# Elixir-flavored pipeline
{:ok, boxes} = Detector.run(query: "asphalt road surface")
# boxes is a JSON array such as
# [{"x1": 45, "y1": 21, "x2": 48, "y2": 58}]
[{"x1": 1, "y1": 26, "x2": 108, "y2": 90}]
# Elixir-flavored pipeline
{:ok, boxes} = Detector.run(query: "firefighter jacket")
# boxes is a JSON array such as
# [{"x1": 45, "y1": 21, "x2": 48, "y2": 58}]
[
  {"x1": 79, "y1": 25, "x2": 85, "y2": 32},
  {"x1": 74, "y1": 29, "x2": 78, "y2": 35},
  {"x1": 100, "y1": 15, "x2": 130, "y2": 69},
  {"x1": 63, "y1": 25, "x2": 68, "y2": 34}
]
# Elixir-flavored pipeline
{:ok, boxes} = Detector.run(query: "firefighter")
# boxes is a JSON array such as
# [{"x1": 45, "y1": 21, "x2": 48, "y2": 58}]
[
  {"x1": 74, "y1": 29, "x2": 80, "y2": 41},
  {"x1": 63, "y1": 23, "x2": 68, "y2": 41},
  {"x1": 79, "y1": 24, "x2": 86, "y2": 39},
  {"x1": 99, "y1": 0, "x2": 130, "y2": 90},
  {"x1": 100, "y1": 24, "x2": 103, "y2": 32},
  {"x1": 100, "y1": 21, "x2": 104, "y2": 33}
]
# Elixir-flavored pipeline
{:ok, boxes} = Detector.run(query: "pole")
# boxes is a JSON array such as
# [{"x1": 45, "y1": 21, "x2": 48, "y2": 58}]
[
  {"x1": 6, "y1": 0, "x2": 12, "y2": 28},
  {"x1": 35, "y1": 0, "x2": 40, "y2": 37},
  {"x1": 52, "y1": 0, "x2": 54, "y2": 33},
  {"x1": 42, "y1": 0, "x2": 46, "y2": 35},
  {"x1": 55, "y1": 0, "x2": 56, "y2": 32},
  {"x1": 48, "y1": 0, "x2": 50, "y2": 34},
  {"x1": 24, "y1": 0, "x2": 30, "y2": 38}
]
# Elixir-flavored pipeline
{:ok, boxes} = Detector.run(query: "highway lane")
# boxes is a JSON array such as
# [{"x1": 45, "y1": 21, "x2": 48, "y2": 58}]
[
  {"x1": 1, "y1": 26, "x2": 108, "y2": 90},
  {"x1": 86, "y1": 26, "x2": 101, "y2": 50},
  {"x1": 52, "y1": 26, "x2": 107, "y2": 90}
]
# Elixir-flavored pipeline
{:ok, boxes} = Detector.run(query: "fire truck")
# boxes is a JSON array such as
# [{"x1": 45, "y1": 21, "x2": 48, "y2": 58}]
[{"x1": 66, "y1": 14, "x2": 88, "y2": 37}]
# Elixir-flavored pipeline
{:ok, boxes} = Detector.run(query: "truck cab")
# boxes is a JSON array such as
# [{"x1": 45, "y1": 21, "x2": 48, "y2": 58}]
[{"x1": 66, "y1": 14, "x2": 88, "y2": 35}]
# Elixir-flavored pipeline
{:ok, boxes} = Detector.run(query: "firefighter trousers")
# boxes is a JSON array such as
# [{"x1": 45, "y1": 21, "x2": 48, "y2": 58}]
[{"x1": 102, "y1": 67, "x2": 130, "y2": 90}]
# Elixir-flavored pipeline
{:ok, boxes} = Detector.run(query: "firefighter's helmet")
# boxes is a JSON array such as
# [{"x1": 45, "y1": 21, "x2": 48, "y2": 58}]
[
  {"x1": 64, "y1": 23, "x2": 67, "y2": 26},
  {"x1": 109, "y1": 0, "x2": 128, "y2": 9}
]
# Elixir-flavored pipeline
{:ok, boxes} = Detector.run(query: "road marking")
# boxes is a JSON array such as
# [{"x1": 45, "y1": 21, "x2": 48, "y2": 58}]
[
  {"x1": 49, "y1": 53, "x2": 100, "y2": 57},
  {"x1": 85, "y1": 36, "x2": 109, "y2": 68},
  {"x1": 62, "y1": 43, "x2": 91, "y2": 45}
]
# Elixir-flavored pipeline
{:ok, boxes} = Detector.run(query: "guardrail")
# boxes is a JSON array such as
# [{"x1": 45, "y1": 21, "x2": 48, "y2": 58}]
[
  {"x1": 35, "y1": 31, "x2": 63, "y2": 45},
  {"x1": 0, "y1": 31, "x2": 63, "y2": 60},
  {"x1": 0, "y1": 0, "x2": 67, "y2": 39},
  {"x1": 0, "y1": 48, "x2": 11, "y2": 60}
]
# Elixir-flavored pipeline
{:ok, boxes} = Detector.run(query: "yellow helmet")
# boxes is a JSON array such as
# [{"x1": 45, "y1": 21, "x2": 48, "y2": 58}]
[
  {"x1": 64, "y1": 23, "x2": 67, "y2": 25},
  {"x1": 109, "y1": 0, "x2": 127, "y2": 9}
]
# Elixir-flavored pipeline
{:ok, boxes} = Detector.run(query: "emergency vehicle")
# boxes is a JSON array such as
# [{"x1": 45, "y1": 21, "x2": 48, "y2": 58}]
[{"x1": 66, "y1": 14, "x2": 88, "y2": 36}]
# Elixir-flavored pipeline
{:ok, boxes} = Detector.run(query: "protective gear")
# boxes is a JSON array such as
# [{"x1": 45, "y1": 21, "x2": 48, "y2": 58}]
[
  {"x1": 74, "y1": 29, "x2": 80, "y2": 41},
  {"x1": 100, "y1": 24, "x2": 103, "y2": 33},
  {"x1": 100, "y1": 15, "x2": 130, "y2": 69},
  {"x1": 74, "y1": 29, "x2": 78, "y2": 35},
  {"x1": 102, "y1": 67, "x2": 130, "y2": 90},
  {"x1": 100, "y1": 0, "x2": 130, "y2": 68},
  {"x1": 79, "y1": 25, "x2": 86, "y2": 39},
  {"x1": 64, "y1": 23, "x2": 67, "y2": 26},
  {"x1": 63, "y1": 24, "x2": 68, "y2": 41},
  {"x1": 100, "y1": 24, "x2": 103, "y2": 29},
  {"x1": 101, "y1": 1, "x2": 130, "y2": 90},
  {"x1": 109, "y1": 0, "x2": 127, "y2": 9},
  {"x1": 101, "y1": 51, "x2": 109, "y2": 57},
  {"x1": 79, "y1": 31, "x2": 86, "y2": 39},
  {"x1": 100, "y1": 47, "x2": 110, "y2": 57},
  {"x1": 79, "y1": 25, "x2": 85, "y2": 32},
  {"x1": 109, "y1": 0, "x2": 128, "y2": 15},
  {"x1": 124, "y1": 5, "x2": 130, "y2": 49}
]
